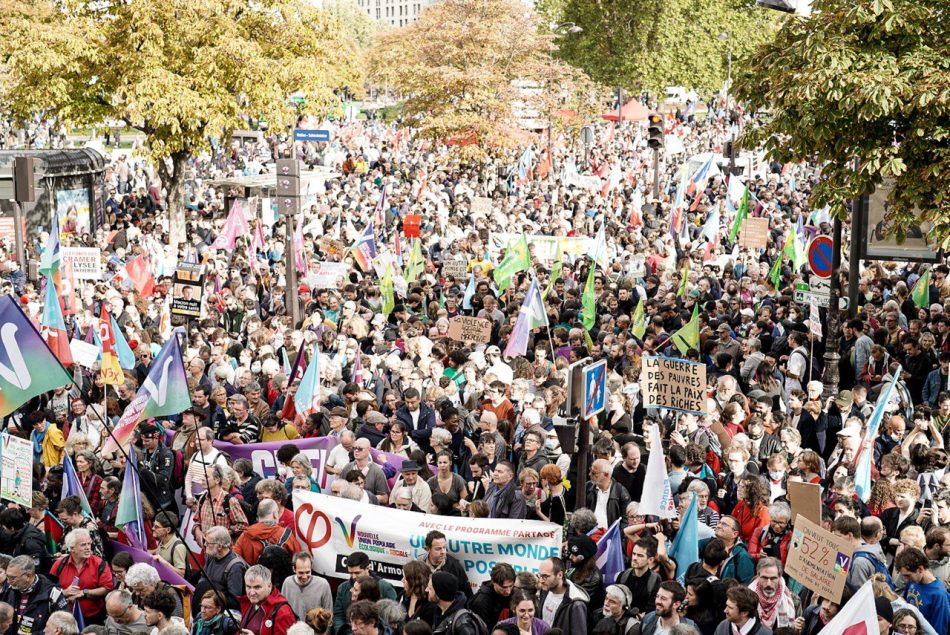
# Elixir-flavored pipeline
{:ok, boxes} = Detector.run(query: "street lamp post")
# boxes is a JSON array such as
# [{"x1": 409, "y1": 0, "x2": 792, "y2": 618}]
[{"x1": 719, "y1": 32, "x2": 735, "y2": 175}]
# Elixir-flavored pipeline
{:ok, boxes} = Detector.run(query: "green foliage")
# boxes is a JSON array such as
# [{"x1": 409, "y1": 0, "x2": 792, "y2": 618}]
[
  {"x1": 553, "y1": 0, "x2": 778, "y2": 94},
  {"x1": 368, "y1": 0, "x2": 601, "y2": 157},
  {"x1": 323, "y1": 0, "x2": 380, "y2": 49},
  {"x1": 0, "y1": 0, "x2": 361, "y2": 242},
  {"x1": 734, "y1": 0, "x2": 950, "y2": 245}
]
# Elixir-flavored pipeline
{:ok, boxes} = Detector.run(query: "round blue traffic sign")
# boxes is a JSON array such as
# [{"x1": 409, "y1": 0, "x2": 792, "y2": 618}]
[{"x1": 808, "y1": 236, "x2": 833, "y2": 279}]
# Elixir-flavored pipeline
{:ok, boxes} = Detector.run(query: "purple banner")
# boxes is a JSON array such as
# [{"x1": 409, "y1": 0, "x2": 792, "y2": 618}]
[
  {"x1": 110, "y1": 540, "x2": 194, "y2": 593},
  {"x1": 214, "y1": 436, "x2": 411, "y2": 490}
]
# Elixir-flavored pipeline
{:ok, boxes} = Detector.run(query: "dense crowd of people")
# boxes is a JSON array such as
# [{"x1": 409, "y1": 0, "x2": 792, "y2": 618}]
[{"x1": 0, "y1": 93, "x2": 947, "y2": 635}]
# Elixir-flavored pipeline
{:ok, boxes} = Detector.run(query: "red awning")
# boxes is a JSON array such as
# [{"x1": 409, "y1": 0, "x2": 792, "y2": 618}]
[{"x1": 601, "y1": 99, "x2": 649, "y2": 122}]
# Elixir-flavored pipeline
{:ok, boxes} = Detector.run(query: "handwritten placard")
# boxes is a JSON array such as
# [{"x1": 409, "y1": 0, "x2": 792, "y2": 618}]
[
  {"x1": 640, "y1": 356, "x2": 707, "y2": 415},
  {"x1": 447, "y1": 316, "x2": 492, "y2": 344},
  {"x1": 785, "y1": 514, "x2": 854, "y2": 603},
  {"x1": 788, "y1": 481, "x2": 822, "y2": 526},
  {"x1": 738, "y1": 217, "x2": 770, "y2": 249},
  {"x1": 442, "y1": 256, "x2": 468, "y2": 280}
]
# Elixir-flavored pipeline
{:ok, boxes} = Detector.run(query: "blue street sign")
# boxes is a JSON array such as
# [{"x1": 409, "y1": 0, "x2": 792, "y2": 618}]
[
  {"x1": 808, "y1": 236, "x2": 833, "y2": 279},
  {"x1": 294, "y1": 129, "x2": 330, "y2": 142},
  {"x1": 582, "y1": 360, "x2": 607, "y2": 419}
]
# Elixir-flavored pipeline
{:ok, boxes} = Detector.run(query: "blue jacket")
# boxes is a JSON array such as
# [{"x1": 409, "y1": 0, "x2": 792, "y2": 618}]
[
  {"x1": 396, "y1": 403, "x2": 437, "y2": 450},
  {"x1": 922, "y1": 368, "x2": 947, "y2": 407}
]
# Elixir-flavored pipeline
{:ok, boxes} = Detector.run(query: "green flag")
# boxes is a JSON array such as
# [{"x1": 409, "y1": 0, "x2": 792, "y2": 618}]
[
  {"x1": 438, "y1": 287, "x2": 446, "y2": 309},
  {"x1": 783, "y1": 227, "x2": 806, "y2": 272},
  {"x1": 912, "y1": 269, "x2": 931, "y2": 308},
  {"x1": 381, "y1": 265, "x2": 394, "y2": 317},
  {"x1": 769, "y1": 257, "x2": 783, "y2": 288},
  {"x1": 544, "y1": 241, "x2": 564, "y2": 300},
  {"x1": 493, "y1": 234, "x2": 531, "y2": 292},
  {"x1": 632, "y1": 297, "x2": 646, "y2": 339},
  {"x1": 677, "y1": 261, "x2": 690, "y2": 298},
  {"x1": 582, "y1": 265, "x2": 597, "y2": 331},
  {"x1": 405, "y1": 239, "x2": 424, "y2": 283},
  {"x1": 671, "y1": 305, "x2": 699, "y2": 355},
  {"x1": 728, "y1": 186, "x2": 749, "y2": 242}
]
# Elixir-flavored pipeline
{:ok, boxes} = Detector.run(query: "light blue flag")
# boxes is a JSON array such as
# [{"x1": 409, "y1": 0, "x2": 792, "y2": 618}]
[
  {"x1": 111, "y1": 316, "x2": 136, "y2": 370},
  {"x1": 116, "y1": 443, "x2": 146, "y2": 550},
  {"x1": 61, "y1": 453, "x2": 94, "y2": 517},
  {"x1": 669, "y1": 492, "x2": 700, "y2": 583},
  {"x1": 591, "y1": 519, "x2": 626, "y2": 585},
  {"x1": 856, "y1": 366, "x2": 902, "y2": 502},
  {"x1": 462, "y1": 274, "x2": 476, "y2": 311},
  {"x1": 294, "y1": 346, "x2": 321, "y2": 416}
]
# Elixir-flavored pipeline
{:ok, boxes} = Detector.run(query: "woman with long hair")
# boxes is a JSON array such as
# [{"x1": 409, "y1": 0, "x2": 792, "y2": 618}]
[
  {"x1": 731, "y1": 475, "x2": 771, "y2": 544},
  {"x1": 426, "y1": 451, "x2": 468, "y2": 512},
  {"x1": 400, "y1": 560, "x2": 438, "y2": 627},
  {"x1": 190, "y1": 590, "x2": 238, "y2": 635},
  {"x1": 685, "y1": 578, "x2": 721, "y2": 635},
  {"x1": 494, "y1": 591, "x2": 550, "y2": 635},
  {"x1": 378, "y1": 421, "x2": 416, "y2": 458},
  {"x1": 536, "y1": 464, "x2": 569, "y2": 528},
  {"x1": 74, "y1": 449, "x2": 104, "y2": 516}
]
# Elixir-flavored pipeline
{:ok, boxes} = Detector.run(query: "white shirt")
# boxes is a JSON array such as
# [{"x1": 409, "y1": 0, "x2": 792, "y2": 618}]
[
  {"x1": 326, "y1": 444, "x2": 352, "y2": 472},
  {"x1": 542, "y1": 590, "x2": 563, "y2": 625},
  {"x1": 594, "y1": 486, "x2": 611, "y2": 529}
]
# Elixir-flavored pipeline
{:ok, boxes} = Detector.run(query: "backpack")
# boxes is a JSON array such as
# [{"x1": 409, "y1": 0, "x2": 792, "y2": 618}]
[
  {"x1": 441, "y1": 608, "x2": 489, "y2": 635},
  {"x1": 51, "y1": 554, "x2": 109, "y2": 585},
  {"x1": 257, "y1": 528, "x2": 294, "y2": 588},
  {"x1": 615, "y1": 569, "x2": 660, "y2": 614},
  {"x1": 170, "y1": 448, "x2": 186, "y2": 489},
  {"x1": 853, "y1": 552, "x2": 894, "y2": 589}
]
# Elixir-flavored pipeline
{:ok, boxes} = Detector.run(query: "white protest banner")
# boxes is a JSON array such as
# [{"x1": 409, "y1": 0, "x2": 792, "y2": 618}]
[
  {"x1": 786, "y1": 514, "x2": 854, "y2": 603},
  {"x1": 308, "y1": 262, "x2": 349, "y2": 289},
  {"x1": 640, "y1": 356, "x2": 707, "y2": 415},
  {"x1": 489, "y1": 233, "x2": 591, "y2": 262},
  {"x1": 293, "y1": 491, "x2": 561, "y2": 591},
  {"x1": 470, "y1": 197, "x2": 493, "y2": 216},
  {"x1": 61, "y1": 247, "x2": 102, "y2": 280},
  {"x1": 442, "y1": 255, "x2": 469, "y2": 280},
  {"x1": 70, "y1": 338, "x2": 101, "y2": 368},
  {"x1": 0, "y1": 433, "x2": 32, "y2": 506}
]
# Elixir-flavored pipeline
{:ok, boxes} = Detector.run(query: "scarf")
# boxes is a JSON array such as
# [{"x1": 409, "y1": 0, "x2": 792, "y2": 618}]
[
  {"x1": 750, "y1": 577, "x2": 796, "y2": 628},
  {"x1": 31, "y1": 426, "x2": 48, "y2": 458}
]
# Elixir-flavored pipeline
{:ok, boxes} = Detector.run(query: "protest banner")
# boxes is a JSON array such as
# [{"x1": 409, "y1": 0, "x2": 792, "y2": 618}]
[
  {"x1": 447, "y1": 316, "x2": 492, "y2": 344},
  {"x1": 785, "y1": 514, "x2": 854, "y2": 603},
  {"x1": 738, "y1": 217, "x2": 770, "y2": 249},
  {"x1": 293, "y1": 491, "x2": 562, "y2": 591},
  {"x1": 69, "y1": 338, "x2": 101, "y2": 368},
  {"x1": 442, "y1": 255, "x2": 469, "y2": 280},
  {"x1": 0, "y1": 433, "x2": 32, "y2": 506},
  {"x1": 308, "y1": 261, "x2": 349, "y2": 289},
  {"x1": 470, "y1": 196, "x2": 493, "y2": 217},
  {"x1": 640, "y1": 356, "x2": 707, "y2": 415},
  {"x1": 171, "y1": 263, "x2": 203, "y2": 317},
  {"x1": 489, "y1": 233, "x2": 591, "y2": 262},
  {"x1": 788, "y1": 481, "x2": 822, "y2": 526},
  {"x1": 61, "y1": 247, "x2": 102, "y2": 280},
  {"x1": 215, "y1": 437, "x2": 414, "y2": 491}
]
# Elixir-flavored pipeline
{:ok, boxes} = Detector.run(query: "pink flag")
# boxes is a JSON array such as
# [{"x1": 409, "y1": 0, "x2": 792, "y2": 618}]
[
  {"x1": 294, "y1": 225, "x2": 307, "y2": 273},
  {"x1": 211, "y1": 200, "x2": 250, "y2": 250}
]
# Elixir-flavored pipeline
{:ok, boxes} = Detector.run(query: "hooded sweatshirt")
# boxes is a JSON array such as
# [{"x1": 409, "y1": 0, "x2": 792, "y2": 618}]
[
  {"x1": 539, "y1": 580, "x2": 590, "y2": 635},
  {"x1": 846, "y1": 542, "x2": 887, "y2": 592}
]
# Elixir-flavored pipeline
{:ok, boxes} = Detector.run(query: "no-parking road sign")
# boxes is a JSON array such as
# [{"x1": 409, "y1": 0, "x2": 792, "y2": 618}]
[
  {"x1": 808, "y1": 236, "x2": 833, "y2": 279},
  {"x1": 582, "y1": 360, "x2": 607, "y2": 420}
]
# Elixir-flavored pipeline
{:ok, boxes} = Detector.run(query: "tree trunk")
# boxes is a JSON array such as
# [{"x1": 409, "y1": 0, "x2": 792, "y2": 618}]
[{"x1": 159, "y1": 151, "x2": 189, "y2": 249}]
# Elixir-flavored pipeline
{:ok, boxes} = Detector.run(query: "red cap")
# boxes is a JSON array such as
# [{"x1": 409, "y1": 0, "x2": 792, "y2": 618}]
[
  {"x1": 299, "y1": 285, "x2": 311, "y2": 295},
  {"x1": 129, "y1": 340, "x2": 139, "y2": 350},
  {"x1": 19, "y1": 295, "x2": 28, "y2": 305}
]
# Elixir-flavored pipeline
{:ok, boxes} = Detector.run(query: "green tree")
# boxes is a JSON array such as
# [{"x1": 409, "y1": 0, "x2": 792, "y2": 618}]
[
  {"x1": 553, "y1": 0, "x2": 778, "y2": 94},
  {"x1": 323, "y1": 0, "x2": 379, "y2": 49},
  {"x1": 0, "y1": 0, "x2": 360, "y2": 245},
  {"x1": 368, "y1": 0, "x2": 600, "y2": 155},
  {"x1": 734, "y1": 0, "x2": 950, "y2": 242}
]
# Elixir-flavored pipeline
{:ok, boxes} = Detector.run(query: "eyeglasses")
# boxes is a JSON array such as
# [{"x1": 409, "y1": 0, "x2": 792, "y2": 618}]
[{"x1": 894, "y1": 624, "x2": 918, "y2": 634}]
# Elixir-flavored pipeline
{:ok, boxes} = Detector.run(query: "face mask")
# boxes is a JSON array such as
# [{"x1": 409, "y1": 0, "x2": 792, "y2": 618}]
[
  {"x1": 769, "y1": 470, "x2": 785, "y2": 480},
  {"x1": 251, "y1": 363, "x2": 261, "y2": 374}
]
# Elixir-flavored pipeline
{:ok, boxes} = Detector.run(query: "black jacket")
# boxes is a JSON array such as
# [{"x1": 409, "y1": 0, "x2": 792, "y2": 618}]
[
  {"x1": 0, "y1": 574, "x2": 69, "y2": 635},
  {"x1": 539, "y1": 581, "x2": 590, "y2": 635},
  {"x1": 143, "y1": 443, "x2": 176, "y2": 510},
  {"x1": 433, "y1": 594, "x2": 483, "y2": 635},
  {"x1": 7, "y1": 524, "x2": 50, "y2": 574},
  {"x1": 467, "y1": 580, "x2": 510, "y2": 627},
  {"x1": 585, "y1": 481, "x2": 632, "y2": 528},
  {"x1": 428, "y1": 555, "x2": 473, "y2": 600}
]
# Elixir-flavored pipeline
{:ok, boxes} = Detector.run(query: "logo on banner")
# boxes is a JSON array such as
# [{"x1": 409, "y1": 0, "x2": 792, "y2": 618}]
[
  {"x1": 295, "y1": 503, "x2": 361, "y2": 549},
  {"x1": 143, "y1": 356, "x2": 173, "y2": 408},
  {"x1": 0, "y1": 324, "x2": 31, "y2": 390}
]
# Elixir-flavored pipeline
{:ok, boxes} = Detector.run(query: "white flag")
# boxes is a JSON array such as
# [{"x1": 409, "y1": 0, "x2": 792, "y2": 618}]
[
  {"x1": 819, "y1": 580, "x2": 876, "y2": 635},
  {"x1": 638, "y1": 423, "x2": 677, "y2": 519}
]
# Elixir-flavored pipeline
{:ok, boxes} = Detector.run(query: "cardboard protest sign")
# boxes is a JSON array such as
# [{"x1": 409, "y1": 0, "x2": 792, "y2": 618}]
[
  {"x1": 738, "y1": 217, "x2": 770, "y2": 249},
  {"x1": 788, "y1": 481, "x2": 822, "y2": 526},
  {"x1": 448, "y1": 316, "x2": 492, "y2": 344},
  {"x1": 171, "y1": 263, "x2": 203, "y2": 318},
  {"x1": 442, "y1": 255, "x2": 468, "y2": 280},
  {"x1": 309, "y1": 262, "x2": 349, "y2": 289},
  {"x1": 294, "y1": 491, "x2": 561, "y2": 592},
  {"x1": 640, "y1": 356, "x2": 707, "y2": 415},
  {"x1": 61, "y1": 247, "x2": 102, "y2": 280},
  {"x1": 786, "y1": 514, "x2": 854, "y2": 603},
  {"x1": 0, "y1": 433, "x2": 32, "y2": 506}
]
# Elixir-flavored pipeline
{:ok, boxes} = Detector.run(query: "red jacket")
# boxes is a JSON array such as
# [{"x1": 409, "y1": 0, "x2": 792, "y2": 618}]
[
  {"x1": 748, "y1": 526, "x2": 793, "y2": 565},
  {"x1": 732, "y1": 500, "x2": 770, "y2": 545},
  {"x1": 239, "y1": 588, "x2": 296, "y2": 635}
]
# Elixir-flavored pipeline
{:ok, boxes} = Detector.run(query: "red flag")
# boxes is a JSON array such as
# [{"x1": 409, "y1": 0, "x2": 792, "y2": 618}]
[
  {"x1": 537, "y1": 151, "x2": 551, "y2": 179},
  {"x1": 125, "y1": 256, "x2": 155, "y2": 297}
]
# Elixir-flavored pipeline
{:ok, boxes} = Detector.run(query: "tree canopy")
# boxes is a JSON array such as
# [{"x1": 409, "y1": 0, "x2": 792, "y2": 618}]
[
  {"x1": 368, "y1": 0, "x2": 600, "y2": 155},
  {"x1": 734, "y1": 0, "x2": 950, "y2": 244},
  {"x1": 551, "y1": 0, "x2": 778, "y2": 94},
  {"x1": 0, "y1": 0, "x2": 361, "y2": 244}
]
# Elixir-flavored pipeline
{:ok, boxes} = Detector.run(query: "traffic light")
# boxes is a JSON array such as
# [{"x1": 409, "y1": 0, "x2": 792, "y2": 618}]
[{"x1": 647, "y1": 113, "x2": 664, "y2": 150}]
